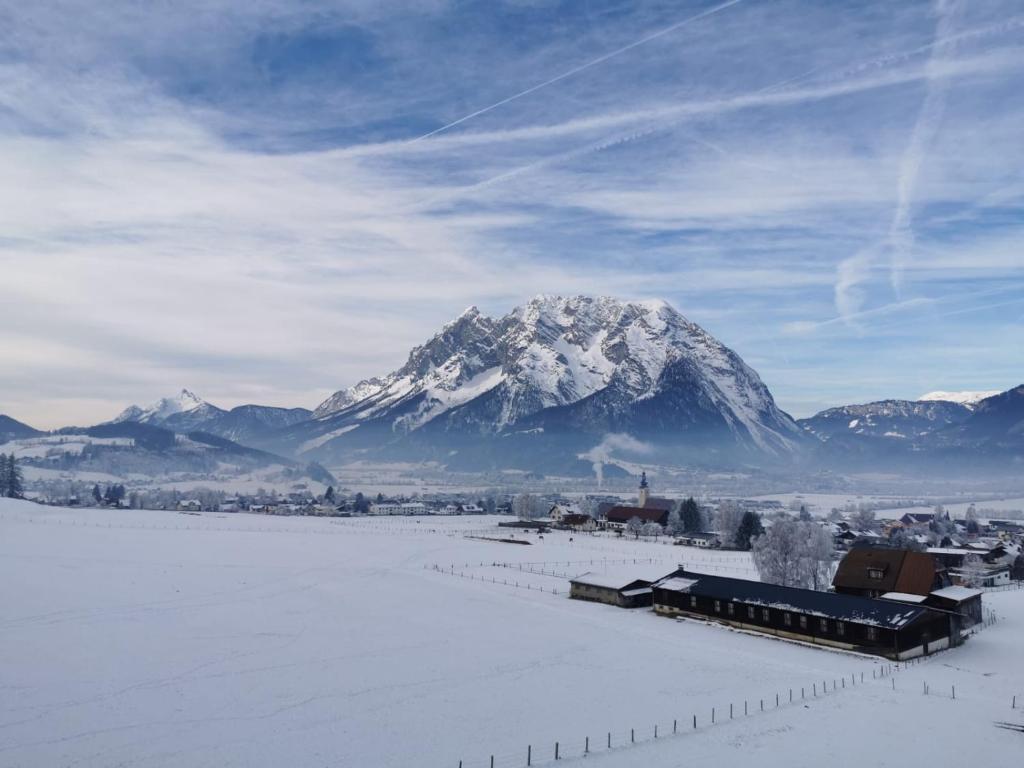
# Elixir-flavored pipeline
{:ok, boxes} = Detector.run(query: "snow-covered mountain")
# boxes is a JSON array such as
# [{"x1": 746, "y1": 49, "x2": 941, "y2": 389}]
[
  {"x1": 111, "y1": 390, "x2": 311, "y2": 445},
  {"x1": 797, "y1": 399, "x2": 972, "y2": 441},
  {"x1": 918, "y1": 390, "x2": 1000, "y2": 408},
  {"x1": 113, "y1": 389, "x2": 223, "y2": 430},
  {"x1": 285, "y1": 296, "x2": 804, "y2": 471}
]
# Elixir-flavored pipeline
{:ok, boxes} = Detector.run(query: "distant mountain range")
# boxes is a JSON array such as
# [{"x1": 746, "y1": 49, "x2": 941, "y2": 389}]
[
  {"x1": 2, "y1": 295, "x2": 1021, "y2": 478},
  {"x1": 112, "y1": 390, "x2": 312, "y2": 446}
]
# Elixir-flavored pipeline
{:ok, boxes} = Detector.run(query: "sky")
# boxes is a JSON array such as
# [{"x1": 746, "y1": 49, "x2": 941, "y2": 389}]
[{"x1": 1, "y1": 0, "x2": 1022, "y2": 429}]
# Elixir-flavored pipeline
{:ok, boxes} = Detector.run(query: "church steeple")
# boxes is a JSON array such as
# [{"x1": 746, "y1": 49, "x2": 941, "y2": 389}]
[{"x1": 638, "y1": 471, "x2": 649, "y2": 508}]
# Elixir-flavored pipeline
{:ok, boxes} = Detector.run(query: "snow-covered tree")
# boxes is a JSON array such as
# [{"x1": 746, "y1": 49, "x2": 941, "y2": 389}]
[
  {"x1": 889, "y1": 527, "x2": 924, "y2": 551},
  {"x1": 851, "y1": 506, "x2": 876, "y2": 531},
  {"x1": 714, "y1": 502, "x2": 745, "y2": 545},
  {"x1": 641, "y1": 520, "x2": 664, "y2": 539},
  {"x1": 958, "y1": 554, "x2": 988, "y2": 588},
  {"x1": 798, "y1": 505, "x2": 812, "y2": 522},
  {"x1": 625, "y1": 516, "x2": 644, "y2": 539},
  {"x1": 513, "y1": 493, "x2": 543, "y2": 520},
  {"x1": 665, "y1": 508, "x2": 684, "y2": 536},
  {"x1": 751, "y1": 520, "x2": 835, "y2": 591}
]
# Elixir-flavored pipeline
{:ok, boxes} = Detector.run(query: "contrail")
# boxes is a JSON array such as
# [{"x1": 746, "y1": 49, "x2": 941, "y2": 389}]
[
  {"x1": 888, "y1": 0, "x2": 963, "y2": 296},
  {"x1": 413, "y1": 0, "x2": 745, "y2": 141}
]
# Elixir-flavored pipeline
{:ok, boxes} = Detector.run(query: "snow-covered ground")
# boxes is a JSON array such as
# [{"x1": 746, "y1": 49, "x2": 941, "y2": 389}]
[{"x1": 1, "y1": 500, "x2": 1021, "y2": 767}]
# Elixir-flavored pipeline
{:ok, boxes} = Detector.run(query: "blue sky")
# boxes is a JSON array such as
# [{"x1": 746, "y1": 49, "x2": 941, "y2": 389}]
[{"x1": 1, "y1": 0, "x2": 1022, "y2": 428}]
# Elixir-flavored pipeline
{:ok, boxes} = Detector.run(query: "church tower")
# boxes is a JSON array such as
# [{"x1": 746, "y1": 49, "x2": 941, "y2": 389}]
[{"x1": 638, "y1": 471, "x2": 649, "y2": 508}]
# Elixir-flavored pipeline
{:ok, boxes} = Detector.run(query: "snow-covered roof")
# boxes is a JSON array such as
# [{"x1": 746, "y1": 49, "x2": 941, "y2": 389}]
[
  {"x1": 880, "y1": 592, "x2": 928, "y2": 604},
  {"x1": 655, "y1": 569, "x2": 928, "y2": 628},
  {"x1": 930, "y1": 586, "x2": 983, "y2": 601},
  {"x1": 572, "y1": 565, "x2": 671, "y2": 590},
  {"x1": 621, "y1": 587, "x2": 653, "y2": 598},
  {"x1": 655, "y1": 576, "x2": 699, "y2": 592}
]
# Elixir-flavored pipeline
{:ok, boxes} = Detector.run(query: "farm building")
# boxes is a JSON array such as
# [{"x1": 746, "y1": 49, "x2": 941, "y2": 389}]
[
  {"x1": 674, "y1": 532, "x2": 720, "y2": 548},
  {"x1": 832, "y1": 547, "x2": 948, "y2": 598},
  {"x1": 569, "y1": 566, "x2": 670, "y2": 608},
  {"x1": 652, "y1": 569, "x2": 954, "y2": 660},
  {"x1": 601, "y1": 506, "x2": 669, "y2": 532}
]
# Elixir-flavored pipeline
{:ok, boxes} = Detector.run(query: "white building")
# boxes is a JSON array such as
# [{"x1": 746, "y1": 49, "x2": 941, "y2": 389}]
[{"x1": 370, "y1": 501, "x2": 429, "y2": 516}]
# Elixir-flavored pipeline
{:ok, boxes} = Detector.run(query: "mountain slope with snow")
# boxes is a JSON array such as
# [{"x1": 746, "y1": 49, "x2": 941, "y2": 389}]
[
  {"x1": 284, "y1": 296, "x2": 803, "y2": 470},
  {"x1": 797, "y1": 399, "x2": 971, "y2": 441},
  {"x1": 918, "y1": 390, "x2": 1000, "y2": 408},
  {"x1": 111, "y1": 390, "x2": 311, "y2": 446}
]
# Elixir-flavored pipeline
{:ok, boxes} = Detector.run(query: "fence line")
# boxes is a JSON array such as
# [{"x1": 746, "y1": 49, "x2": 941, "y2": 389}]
[{"x1": 448, "y1": 658, "x2": 931, "y2": 768}]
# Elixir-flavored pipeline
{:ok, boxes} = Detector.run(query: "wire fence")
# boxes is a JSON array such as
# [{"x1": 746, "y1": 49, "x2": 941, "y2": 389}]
[{"x1": 447, "y1": 659, "x2": 931, "y2": 768}]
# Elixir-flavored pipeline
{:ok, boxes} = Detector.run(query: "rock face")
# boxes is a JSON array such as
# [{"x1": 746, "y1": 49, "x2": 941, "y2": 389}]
[{"x1": 284, "y1": 296, "x2": 804, "y2": 471}]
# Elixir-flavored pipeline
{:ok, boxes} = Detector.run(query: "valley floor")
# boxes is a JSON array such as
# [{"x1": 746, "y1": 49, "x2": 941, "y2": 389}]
[{"x1": 0, "y1": 502, "x2": 1021, "y2": 767}]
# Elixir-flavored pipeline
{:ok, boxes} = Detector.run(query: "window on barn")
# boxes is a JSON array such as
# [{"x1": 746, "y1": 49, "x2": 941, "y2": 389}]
[
  {"x1": 690, "y1": 596, "x2": 697, "y2": 608},
  {"x1": 836, "y1": 621, "x2": 845, "y2": 636},
  {"x1": 747, "y1": 606, "x2": 756, "y2": 620},
  {"x1": 762, "y1": 608, "x2": 770, "y2": 622},
  {"x1": 867, "y1": 567, "x2": 885, "y2": 580},
  {"x1": 727, "y1": 602, "x2": 735, "y2": 616},
  {"x1": 819, "y1": 618, "x2": 829, "y2": 633},
  {"x1": 714, "y1": 600, "x2": 721, "y2": 613},
  {"x1": 783, "y1": 612, "x2": 792, "y2": 627},
  {"x1": 866, "y1": 626, "x2": 878, "y2": 641},
  {"x1": 799, "y1": 615, "x2": 808, "y2": 630}
]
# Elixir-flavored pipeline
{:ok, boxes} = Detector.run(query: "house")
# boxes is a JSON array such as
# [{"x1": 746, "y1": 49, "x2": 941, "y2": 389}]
[
  {"x1": 899, "y1": 512, "x2": 936, "y2": 528},
  {"x1": 370, "y1": 501, "x2": 429, "y2": 516},
  {"x1": 558, "y1": 513, "x2": 596, "y2": 532},
  {"x1": 601, "y1": 506, "x2": 669, "y2": 532},
  {"x1": 569, "y1": 566, "x2": 670, "y2": 608},
  {"x1": 460, "y1": 503, "x2": 484, "y2": 515},
  {"x1": 176, "y1": 499, "x2": 202, "y2": 512},
  {"x1": 674, "y1": 532, "x2": 720, "y2": 548},
  {"x1": 653, "y1": 568, "x2": 953, "y2": 660},
  {"x1": 549, "y1": 502, "x2": 581, "y2": 523},
  {"x1": 832, "y1": 547, "x2": 947, "y2": 599}
]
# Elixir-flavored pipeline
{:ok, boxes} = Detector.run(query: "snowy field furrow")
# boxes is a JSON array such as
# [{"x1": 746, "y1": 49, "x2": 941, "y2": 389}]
[{"x1": 1, "y1": 500, "x2": 1021, "y2": 767}]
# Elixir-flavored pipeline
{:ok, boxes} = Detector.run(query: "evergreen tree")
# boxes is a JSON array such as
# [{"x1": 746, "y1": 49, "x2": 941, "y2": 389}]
[
  {"x1": 324, "y1": 486, "x2": 336, "y2": 504},
  {"x1": 798, "y1": 505, "x2": 812, "y2": 522},
  {"x1": 353, "y1": 492, "x2": 369, "y2": 514},
  {"x1": 1, "y1": 454, "x2": 24, "y2": 498},
  {"x1": 92, "y1": 483, "x2": 102, "y2": 505},
  {"x1": 680, "y1": 497, "x2": 702, "y2": 533},
  {"x1": 734, "y1": 511, "x2": 764, "y2": 550}
]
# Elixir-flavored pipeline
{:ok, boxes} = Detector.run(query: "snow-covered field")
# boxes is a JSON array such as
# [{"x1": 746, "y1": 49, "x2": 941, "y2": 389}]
[{"x1": 1, "y1": 500, "x2": 1021, "y2": 767}]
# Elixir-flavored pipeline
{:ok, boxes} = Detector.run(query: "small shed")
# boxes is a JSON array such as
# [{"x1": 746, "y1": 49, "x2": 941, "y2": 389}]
[{"x1": 569, "y1": 566, "x2": 670, "y2": 608}]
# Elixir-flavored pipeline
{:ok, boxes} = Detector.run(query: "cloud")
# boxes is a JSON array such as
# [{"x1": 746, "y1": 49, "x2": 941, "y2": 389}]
[{"x1": 1, "y1": 0, "x2": 1022, "y2": 427}]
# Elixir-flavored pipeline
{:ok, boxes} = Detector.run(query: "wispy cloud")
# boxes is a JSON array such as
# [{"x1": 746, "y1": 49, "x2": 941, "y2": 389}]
[{"x1": 1, "y1": 0, "x2": 1022, "y2": 426}]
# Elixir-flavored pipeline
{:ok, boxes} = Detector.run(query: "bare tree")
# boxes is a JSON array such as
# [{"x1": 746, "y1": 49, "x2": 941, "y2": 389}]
[
  {"x1": 513, "y1": 493, "x2": 543, "y2": 521},
  {"x1": 752, "y1": 520, "x2": 835, "y2": 591}
]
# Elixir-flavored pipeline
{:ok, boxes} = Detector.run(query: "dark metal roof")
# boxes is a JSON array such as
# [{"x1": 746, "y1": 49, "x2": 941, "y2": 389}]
[
  {"x1": 605, "y1": 506, "x2": 669, "y2": 525},
  {"x1": 642, "y1": 497, "x2": 676, "y2": 512},
  {"x1": 654, "y1": 569, "x2": 929, "y2": 629}
]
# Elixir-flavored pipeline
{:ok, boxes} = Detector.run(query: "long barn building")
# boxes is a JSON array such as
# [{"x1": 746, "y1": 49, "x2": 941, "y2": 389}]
[{"x1": 652, "y1": 569, "x2": 955, "y2": 660}]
